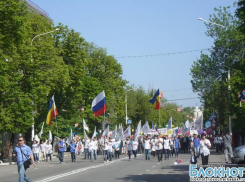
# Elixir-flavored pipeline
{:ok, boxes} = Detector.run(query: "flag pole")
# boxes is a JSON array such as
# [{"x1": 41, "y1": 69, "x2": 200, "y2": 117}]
[
  {"x1": 55, "y1": 116, "x2": 58, "y2": 137},
  {"x1": 158, "y1": 108, "x2": 160, "y2": 128},
  {"x1": 104, "y1": 97, "x2": 106, "y2": 125}
]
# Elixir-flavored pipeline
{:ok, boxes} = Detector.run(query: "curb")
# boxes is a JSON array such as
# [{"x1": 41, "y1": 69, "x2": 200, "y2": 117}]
[
  {"x1": 0, "y1": 162, "x2": 16, "y2": 166},
  {"x1": 0, "y1": 154, "x2": 69, "y2": 166}
]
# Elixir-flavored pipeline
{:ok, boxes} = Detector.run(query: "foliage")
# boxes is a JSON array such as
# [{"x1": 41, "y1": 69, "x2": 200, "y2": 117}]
[{"x1": 191, "y1": 4, "x2": 245, "y2": 132}]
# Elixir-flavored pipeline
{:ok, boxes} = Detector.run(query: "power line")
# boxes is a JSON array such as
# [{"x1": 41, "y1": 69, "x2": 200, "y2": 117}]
[
  {"x1": 163, "y1": 89, "x2": 192, "y2": 93},
  {"x1": 115, "y1": 48, "x2": 211, "y2": 59},
  {"x1": 166, "y1": 97, "x2": 199, "y2": 102}
]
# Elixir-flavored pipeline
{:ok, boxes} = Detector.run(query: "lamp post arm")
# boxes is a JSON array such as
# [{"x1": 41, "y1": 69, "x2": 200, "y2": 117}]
[{"x1": 31, "y1": 29, "x2": 59, "y2": 46}]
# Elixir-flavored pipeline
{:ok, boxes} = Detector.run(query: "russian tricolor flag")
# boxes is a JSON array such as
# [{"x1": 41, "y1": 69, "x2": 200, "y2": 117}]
[{"x1": 91, "y1": 91, "x2": 106, "y2": 117}]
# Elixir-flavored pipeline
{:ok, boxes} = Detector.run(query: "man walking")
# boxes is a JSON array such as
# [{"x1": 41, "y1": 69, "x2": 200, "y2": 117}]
[
  {"x1": 40, "y1": 140, "x2": 46, "y2": 161},
  {"x1": 58, "y1": 138, "x2": 65, "y2": 164},
  {"x1": 93, "y1": 137, "x2": 98, "y2": 160},
  {"x1": 144, "y1": 136, "x2": 151, "y2": 160},
  {"x1": 156, "y1": 135, "x2": 163, "y2": 162},
  {"x1": 13, "y1": 136, "x2": 35, "y2": 182},
  {"x1": 193, "y1": 133, "x2": 200, "y2": 157},
  {"x1": 84, "y1": 137, "x2": 89, "y2": 159},
  {"x1": 223, "y1": 131, "x2": 234, "y2": 163},
  {"x1": 164, "y1": 135, "x2": 170, "y2": 160},
  {"x1": 70, "y1": 140, "x2": 77, "y2": 162}
]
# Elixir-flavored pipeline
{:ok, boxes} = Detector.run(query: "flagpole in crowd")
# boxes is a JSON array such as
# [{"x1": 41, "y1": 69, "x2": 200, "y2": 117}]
[
  {"x1": 55, "y1": 116, "x2": 58, "y2": 137},
  {"x1": 158, "y1": 108, "x2": 160, "y2": 127}
]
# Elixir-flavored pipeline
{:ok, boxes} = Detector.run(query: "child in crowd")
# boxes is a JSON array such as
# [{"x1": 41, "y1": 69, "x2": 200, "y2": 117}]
[{"x1": 190, "y1": 150, "x2": 197, "y2": 164}]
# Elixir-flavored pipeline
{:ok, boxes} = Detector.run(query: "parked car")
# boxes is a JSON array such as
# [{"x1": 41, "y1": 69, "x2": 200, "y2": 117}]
[{"x1": 233, "y1": 145, "x2": 245, "y2": 163}]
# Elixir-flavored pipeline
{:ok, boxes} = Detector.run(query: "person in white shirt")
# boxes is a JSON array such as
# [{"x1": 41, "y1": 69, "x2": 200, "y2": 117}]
[
  {"x1": 151, "y1": 137, "x2": 156, "y2": 158},
  {"x1": 164, "y1": 135, "x2": 170, "y2": 160},
  {"x1": 108, "y1": 138, "x2": 114, "y2": 161},
  {"x1": 84, "y1": 137, "x2": 90, "y2": 159},
  {"x1": 156, "y1": 135, "x2": 163, "y2": 162},
  {"x1": 101, "y1": 136, "x2": 109, "y2": 163},
  {"x1": 125, "y1": 137, "x2": 133, "y2": 160},
  {"x1": 88, "y1": 138, "x2": 94, "y2": 162},
  {"x1": 132, "y1": 140, "x2": 139, "y2": 159},
  {"x1": 93, "y1": 137, "x2": 98, "y2": 160},
  {"x1": 32, "y1": 140, "x2": 40, "y2": 163},
  {"x1": 45, "y1": 141, "x2": 52, "y2": 162},
  {"x1": 200, "y1": 133, "x2": 211, "y2": 165},
  {"x1": 40, "y1": 140, "x2": 46, "y2": 161},
  {"x1": 113, "y1": 140, "x2": 121, "y2": 159},
  {"x1": 144, "y1": 136, "x2": 151, "y2": 160}
]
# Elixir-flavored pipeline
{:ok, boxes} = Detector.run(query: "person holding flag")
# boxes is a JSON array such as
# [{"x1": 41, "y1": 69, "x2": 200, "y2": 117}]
[
  {"x1": 101, "y1": 136, "x2": 109, "y2": 163},
  {"x1": 88, "y1": 138, "x2": 95, "y2": 162},
  {"x1": 125, "y1": 137, "x2": 133, "y2": 161},
  {"x1": 93, "y1": 137, "x2": 98, "y2": 161},
  {"x1": 144, "y1": 136, "x2": 151, "y2": 160},
  {"x1": 113, "y1": 139, "x2": 121, "y2": 159},
  {"x1": 132, "y1": 139, "x2": 139, "y2": 159},
  {"x1": 58, "y1": 138, "x2": 65, "y2": 164},
  {"x1": 70, "y1": 139, "x2": 77, "y2": 162},
  {"x1": 108, "y1": 137, "x2": 114, "y2": 161},
  {"x1": 45, "y1": 141, "x2": 52, "y2": 162}
]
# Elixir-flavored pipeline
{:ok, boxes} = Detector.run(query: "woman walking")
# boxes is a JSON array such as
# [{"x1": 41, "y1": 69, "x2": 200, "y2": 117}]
[
  {"x1": 32, "y1": 140, "x2": 40, "y2": 163},
  {"x1": 200, "y1": 134, "x2": 211, "y2": 165},
  {"x1": 45, "y1": 141, "x2": 52, "y2": 162}
]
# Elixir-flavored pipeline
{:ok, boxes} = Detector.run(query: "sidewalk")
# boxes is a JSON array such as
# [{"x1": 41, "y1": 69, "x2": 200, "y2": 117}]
[{"x1": 0, "y1": 151, "x2": 74, "y2": 166}]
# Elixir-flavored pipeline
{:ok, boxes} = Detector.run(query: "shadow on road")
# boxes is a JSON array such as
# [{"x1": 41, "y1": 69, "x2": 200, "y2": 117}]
[
  {"x1": 116, "y1": 173, "x2": 189, "y2": 182},
  {"x1": 116, "y1": 164, "x2": 190, "y2": 182}
]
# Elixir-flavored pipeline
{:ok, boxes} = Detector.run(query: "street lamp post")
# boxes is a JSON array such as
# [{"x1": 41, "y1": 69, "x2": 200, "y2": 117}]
[
  {"x1": 30, "y1": 28, "x2": 60, "y2": 140},
  {"x1": 198, "y1": 18, "x2": 232, "y2": 135},
  {"x1": 31, "y1": 28, "x2": 60, "y2": 46}
]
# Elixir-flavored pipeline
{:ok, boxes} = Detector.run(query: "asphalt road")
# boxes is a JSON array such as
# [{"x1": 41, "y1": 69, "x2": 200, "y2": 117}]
[{"x1": 0, "y1": 150, "x2": 235, "y2": 182}]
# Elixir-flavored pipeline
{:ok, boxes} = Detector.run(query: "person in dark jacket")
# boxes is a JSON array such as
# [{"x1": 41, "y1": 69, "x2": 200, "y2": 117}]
[{"x1": 190, "y1": 150, "x2": 197, "y2": 164}]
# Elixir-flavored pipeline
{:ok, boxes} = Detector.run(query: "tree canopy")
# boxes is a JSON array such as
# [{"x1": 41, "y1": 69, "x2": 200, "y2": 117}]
[{"x1": 0, "y1": 0, "x2": 195, "y2": 141}]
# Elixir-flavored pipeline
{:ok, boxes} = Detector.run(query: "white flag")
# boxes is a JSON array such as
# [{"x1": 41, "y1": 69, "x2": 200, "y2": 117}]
[
  {"x1": 185, "y1": 120, "x2": 190, "y2": 129},
  {"x1": 116, "y1": 124, "x2": 122, "y2": 141},
  {"x1": 102, "y1": 125, "x2": 109, "y2": 138},
  {"x1": 142, "y1": 121, "x2": 151, "y2": 135},
  {"x1": 48, "y1": 130, "x2": 52, "y2": 143},
  {"x1": 167, "y1": 117, "x2": 172, "y2": 130},
  {"x1": 84, "y1": 130, "x2": 88, "y2": 142},
  {"x1": 134, "y1": 121, "x2": 141, "y2": 141},
  {"x1": 194, "y1": 115, "x2": 203, "y2": 130},
  {"x1": 92, "y1": 126, "x2": 97, "y2": 139},
  {"x1": 69, "y1": 129, "x2": 73, "y2": 144},
  {"x1": 123, "y1": 125, "x2": 131, "y2": 139},
  {"x1": 38, "y1": 122, "x2": 45, "y2": 138},
  {"x1": 83, "y1": 119, "x2": 89, "y2": 131}
]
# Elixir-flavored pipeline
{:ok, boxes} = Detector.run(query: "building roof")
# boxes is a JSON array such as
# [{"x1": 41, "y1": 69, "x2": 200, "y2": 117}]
[{"x1": 23, "y1": 0, "x2": 53, "y2": 22}]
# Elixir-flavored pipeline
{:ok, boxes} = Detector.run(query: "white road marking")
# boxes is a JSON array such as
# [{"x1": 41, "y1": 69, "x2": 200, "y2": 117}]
[
  {"x1": 138, "y1": 173, "x2": 143, "y2": 175},
  {"x1": 34, "y1": 155, "x2": 141, "y2": 182},
  {"x1": 152, "y1": 166, "x2": 156, "y2": 168},
  {"x1": 146, "y1": 169, "x2": 150, "y2": 172}
]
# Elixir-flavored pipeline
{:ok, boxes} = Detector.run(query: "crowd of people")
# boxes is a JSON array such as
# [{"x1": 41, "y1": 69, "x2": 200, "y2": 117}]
[{"x1": 12, "y1": 131, "x2": 234, "y2": 182}]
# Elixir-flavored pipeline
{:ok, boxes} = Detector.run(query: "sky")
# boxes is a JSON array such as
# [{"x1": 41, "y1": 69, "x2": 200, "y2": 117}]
[{"x1": 31, "y1": 0, "x2": 236, "y2": 108}]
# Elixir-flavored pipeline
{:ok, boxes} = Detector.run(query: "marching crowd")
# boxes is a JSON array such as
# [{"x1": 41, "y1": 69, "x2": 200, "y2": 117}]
[
  {"x1": 23, "y1": 132, "x2": 233, "y2": 165},
  {"x1": 13, "y1": 131, "x2": 233, "y2": 182}
]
